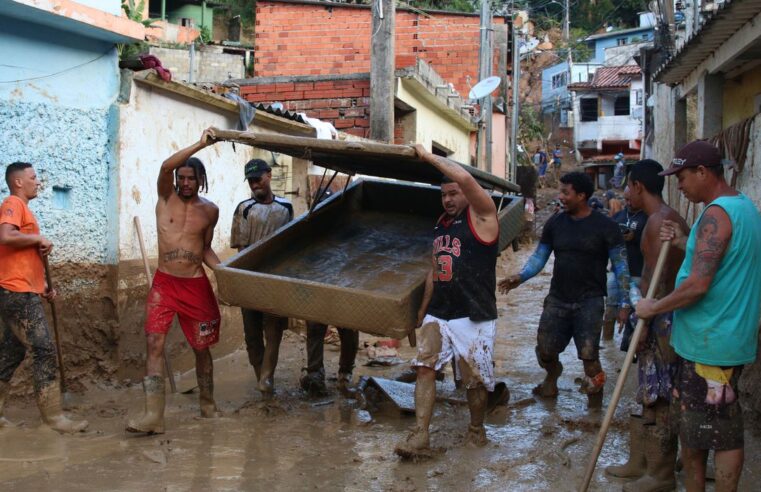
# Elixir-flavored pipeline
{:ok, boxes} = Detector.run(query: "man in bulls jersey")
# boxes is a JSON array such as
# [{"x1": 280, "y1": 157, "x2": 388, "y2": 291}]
[{"x1": 395, "y1": 145, "x2": 499, "y2": 459}]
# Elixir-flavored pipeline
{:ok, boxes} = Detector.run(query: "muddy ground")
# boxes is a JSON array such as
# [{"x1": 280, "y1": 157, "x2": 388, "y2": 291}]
[{"x1": 2, "y1": 203, "x2": 760, "y2": 491}]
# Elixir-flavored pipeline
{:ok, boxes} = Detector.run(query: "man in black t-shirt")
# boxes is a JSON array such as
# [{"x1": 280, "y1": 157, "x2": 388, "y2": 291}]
[
  {"x1": 394, "y1": 145, "x2": 499, "y2": 460},
  {"x1": 500, "y1": 172, "x2": 631, "y2": 409},
  {"x1": 603, "y1": 196, "x2": 647, "y2": 341}
]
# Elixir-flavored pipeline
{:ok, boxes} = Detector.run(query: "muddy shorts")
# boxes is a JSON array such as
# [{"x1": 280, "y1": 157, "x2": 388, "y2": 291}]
[
  {"x1": 412, "y1": 314, "x2": 496, "y2": 391},
  {"x1": 145, "y1": 270, "x2": 221, "y2": 350},
  {"x1": 0, "y1": 288, "x2": 57, "y2": 389},
  {"x1": 536, "y1": 295, "x2": 604, "y2": 360},
  {"x1": 673, "y1": 358, "x2": 744, "y2": 451}
]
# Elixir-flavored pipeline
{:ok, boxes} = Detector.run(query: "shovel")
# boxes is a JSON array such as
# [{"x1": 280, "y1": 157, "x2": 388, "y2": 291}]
[{"x1": 42, "y1": 255, "x2": 72, "y2": 404}]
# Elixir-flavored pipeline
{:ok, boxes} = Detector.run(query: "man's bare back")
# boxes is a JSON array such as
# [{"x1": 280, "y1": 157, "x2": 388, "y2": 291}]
[
  {"x1": 155, "y1": 128, "x2": 221, "y2": 278},
  {"x1": 639, "y1": 203, "x2": 688, "y2": 299}
]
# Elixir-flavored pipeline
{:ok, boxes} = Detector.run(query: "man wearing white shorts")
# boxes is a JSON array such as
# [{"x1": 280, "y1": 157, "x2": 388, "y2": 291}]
[{"x1": 395, "y1": 145, "x2": 500, "y2": 459}]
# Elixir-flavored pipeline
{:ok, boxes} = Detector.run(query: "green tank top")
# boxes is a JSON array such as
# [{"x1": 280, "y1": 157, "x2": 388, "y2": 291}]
[{"x1": 672, "y1": 194, "x2": 761, "y2": 365}]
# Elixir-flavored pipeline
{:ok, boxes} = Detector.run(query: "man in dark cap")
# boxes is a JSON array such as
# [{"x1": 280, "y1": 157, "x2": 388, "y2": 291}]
[
  {"x1": 231, "y1": 158, "x2": 293, "y2": 399},
  {"x1": 637, "y1": 140, "x2": 761, "y2": 492}
]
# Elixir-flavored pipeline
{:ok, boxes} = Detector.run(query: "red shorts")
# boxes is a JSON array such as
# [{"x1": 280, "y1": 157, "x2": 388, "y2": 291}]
[{"x1": 145, "y1": 270, "x2": 221, "y2": 350}]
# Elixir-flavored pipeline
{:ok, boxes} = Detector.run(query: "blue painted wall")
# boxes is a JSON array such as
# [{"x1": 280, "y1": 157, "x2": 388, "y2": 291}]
[
  {"x1": 541, "y1": 61, "x2": 569, "y2": 112},
  {"x1": 591, "y1": 28, "x2": 653, "y2": 63},
  {"x1": 0, "y1": 15, "x2": 120, "y2": 265}
]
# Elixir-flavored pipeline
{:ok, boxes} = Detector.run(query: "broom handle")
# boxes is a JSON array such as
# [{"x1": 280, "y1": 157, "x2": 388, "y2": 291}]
[{"x1": 42, "y1": 256, "x2": 67, "y2": 393}]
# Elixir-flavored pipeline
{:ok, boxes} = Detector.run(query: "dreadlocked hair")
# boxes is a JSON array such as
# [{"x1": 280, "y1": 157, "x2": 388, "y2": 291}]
[{"x1": 175, "y1": 157, "x2": 208, "y2": 193}]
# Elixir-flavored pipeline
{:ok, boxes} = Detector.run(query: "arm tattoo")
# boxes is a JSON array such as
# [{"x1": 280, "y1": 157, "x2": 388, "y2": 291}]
[
  {"x1": 695, "y1": 213, "x2": 728, "y2": 278},
  {"x1": 163, "y1": 248, "x2": 203, "y2": 265},
  {"x1": 609, "y1": 244, "x2": 631, "y2": 305},
  {"x1": 519, "y1": 243, "x2": 552, "y2": 282}
]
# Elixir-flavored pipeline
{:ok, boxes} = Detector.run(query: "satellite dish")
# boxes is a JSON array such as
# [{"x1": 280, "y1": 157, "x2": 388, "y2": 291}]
[{"x1": 469, "y1": 76, "x2": 501, "y2": 101}]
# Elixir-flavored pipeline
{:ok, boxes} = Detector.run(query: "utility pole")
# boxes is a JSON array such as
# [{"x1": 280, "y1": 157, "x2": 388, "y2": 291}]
[
  {"x1": 510, "y1": 13, "x2": 520, "y2": 183},
  {"x1": 563, "y1": 0, "x2": 570, "y2": 43},
  {"x1": 370, "y1": 0, "x2": 395, "y2": 143},
  {"x1": 477, "y1": 0, "x2": 493, "y2": 173}
]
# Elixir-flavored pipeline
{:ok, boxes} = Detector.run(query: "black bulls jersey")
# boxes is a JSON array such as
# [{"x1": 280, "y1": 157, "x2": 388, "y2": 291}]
[{"x1": 426, "y1": 207, "x2": 498, "y2": 321}]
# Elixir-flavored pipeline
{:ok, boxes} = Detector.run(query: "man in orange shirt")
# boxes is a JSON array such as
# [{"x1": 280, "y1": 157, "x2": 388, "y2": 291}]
[{"x1": 0, "y1": 162, "x2": 88, "y2": 433}]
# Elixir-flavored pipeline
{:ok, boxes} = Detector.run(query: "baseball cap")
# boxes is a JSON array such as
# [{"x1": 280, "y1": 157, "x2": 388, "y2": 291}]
[
  {"x1": 244, "y1": 159, "x2": 271, "y2": 179},
  {"x1": 659, "y1": 141, "x2": 722, "y2": 176}
]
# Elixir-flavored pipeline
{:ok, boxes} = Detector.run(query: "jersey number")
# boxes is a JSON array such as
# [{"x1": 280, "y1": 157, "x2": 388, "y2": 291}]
[{"x1": 435, "y1": 255, "x2": 453, "y2": 282}]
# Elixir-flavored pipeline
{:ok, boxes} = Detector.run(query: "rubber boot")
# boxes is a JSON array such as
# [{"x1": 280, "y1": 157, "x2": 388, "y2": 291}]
[
  {"x1": 37, "y1": 382, "x2": 88, "y2": 434},
  {"x1": 466, "y1": 387, "x2": 489, "y2": 447},
  {"x1": 258, "y1": 318, "x2": 283, "y2": 398},
  {"x1": 126, "y1": 376, "x2": 165, "y2": 435},
  {"x1": 0, "y1": 380, "x2": 13, "y2": 428},
  {"x1": 606, "y1": 415, "x2": 646, "y2": 478},
  {"x1": 395, "y1": 372, "x2": 434, "y2": 459},
  {"x1": 198, "y1": 376, "x2": 221, "y2": 418},
  {"x1": 623, "y1": 414, "x2": 677, "y2": 491},
  {"x1": 299, "y1": 368, "x2": 328, "y2": 397}
]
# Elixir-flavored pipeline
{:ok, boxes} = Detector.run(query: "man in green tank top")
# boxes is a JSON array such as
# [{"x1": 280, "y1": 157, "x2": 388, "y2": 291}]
[{"x1": 636, "y1": 140, "x2": 761, "y2": 492}]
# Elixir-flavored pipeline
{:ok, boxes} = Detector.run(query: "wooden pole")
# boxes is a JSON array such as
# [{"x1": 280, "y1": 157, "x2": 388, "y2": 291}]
[
  {"x1": 42, "y1": 256, "x2": 67, "y2": 393},
  {"x1": 579, "y1": 240, "x2": 672, "y2": 491},
  {"x1": 369, "y1": 0, "x2": 395, "y2": 143},
  {"x1": 134, "y1": 217, "x2": 177, "y2": 393}
]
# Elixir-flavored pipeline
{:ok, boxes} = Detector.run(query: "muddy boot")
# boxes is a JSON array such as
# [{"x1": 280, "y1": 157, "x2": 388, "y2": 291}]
[
  {"x1": 0, "y1": 380, "x2": 13, "y2": 428},
  {"x1": 37, "y1": 382, "x2": 88, "y2": 434},
  {"x1": 299, "y1": 368, "x2": 328, "y2": 397},
  {"x1": 395, "y1": 370, "x2": 435, "y2": 459},
  {"x1": 395, "y1": 426, "x2": 431, "y2": 459},
  {"x1": 534, "y1": 351, "x2": 562, "y2": 397},
  {"x1": 623, "y1": 422, "x2": 677, "y2": 492},
  {"x1": 258, "y1": 318, "x2": 283, "y2": 399},
  {"x1": 198, "y1": 378, "x2": 221, "y2": 419},
  {"x1": 606, "y1": 415, "x2": 646, "y2": 478},
  {"x1": 466, "y1": 424, "x2": 488, "y2": 447},
  {"x1": 336, "y1": 372, "x2": 352, "y2": 397},
  {"x1": 126, "y1": 376, "x2": 165, "y2": 435}
]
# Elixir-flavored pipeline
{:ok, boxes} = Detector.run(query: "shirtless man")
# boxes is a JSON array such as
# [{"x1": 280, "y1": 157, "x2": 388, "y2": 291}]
[
  {"x1": 127, "y1": 128, "x2": 222, "y2": 435},
  {"x1": 605, "y1": 159, "x2": 688, "y2": 490},
  {"x1": 394, "y1": 145, "x2": 499, "y2": 459}
]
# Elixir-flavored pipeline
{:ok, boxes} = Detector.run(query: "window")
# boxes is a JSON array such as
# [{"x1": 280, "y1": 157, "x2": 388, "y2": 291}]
[
  {"x1": 431, "y1": 141, "x2": 452, "y2": 157},
  {"x1": 552, "y1": 72, "x2": 567, "y2": 89},
  {"x1": 614, "y1": 95, "x2": 630, "y2": 115},
  {"x1": 617, "y1": 37, "x2": 628, "y2": 46},
  {"x1": 580, "y1": 98, "x2": 598, "y2": 121}
]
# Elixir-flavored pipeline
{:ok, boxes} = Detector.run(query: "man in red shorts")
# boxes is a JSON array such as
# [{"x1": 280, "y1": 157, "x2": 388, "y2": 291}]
[{"x1": 127, "y1": 128, "x2": 223, "y2": 435}]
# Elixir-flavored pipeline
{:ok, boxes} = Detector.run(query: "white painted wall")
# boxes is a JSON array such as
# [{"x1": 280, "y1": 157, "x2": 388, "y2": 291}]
[{"x1": 118, "y1": 81, "x2": 293, "y2": 261}]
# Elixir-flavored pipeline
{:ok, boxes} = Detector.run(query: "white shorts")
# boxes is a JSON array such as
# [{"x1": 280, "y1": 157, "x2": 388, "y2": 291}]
[{"x1": 412, "y1": 314, "x2": 497, "y2": 391}]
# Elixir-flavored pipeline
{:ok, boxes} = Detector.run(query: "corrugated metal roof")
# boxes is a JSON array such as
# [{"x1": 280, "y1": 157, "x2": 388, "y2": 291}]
[
  {"x1": 252, "y1": 103, "x2": 307, "y2": 124},
  {"x1": 568, "y1": 65, "x2": 641, "y2": 90},
  {"x1": 654, "y1": 0, "x2": 761, "y2": 85},
  {"x1": 586, "y1": 25, "x2": 653, "y2": 41}
]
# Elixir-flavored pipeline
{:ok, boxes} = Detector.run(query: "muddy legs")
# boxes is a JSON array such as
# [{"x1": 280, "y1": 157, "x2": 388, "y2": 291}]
[
  {"x1": 258, "y1": 315, "x2": 285, "y2": 398},
  {"x1": 534, "y1": 348, "x2": 562, "y2": 397},
  {"x1": 0, "y1": 380, "x2": 12, "y2": 428},
  {"x1": 394, "y1": 366, "x2": 435, "y2": 459},
  {"x1": 602, "y1": 306, "x2": 617, "y2": 341},
  {"x1": 126, "y1": 375, "x2": 165, "y2": 435},
  {"x1": 195, "y1": 348, "x2": 221, "y2": 418},
  {"x1": 466, "y1": 386, "x2": 489, "y2": 447}
]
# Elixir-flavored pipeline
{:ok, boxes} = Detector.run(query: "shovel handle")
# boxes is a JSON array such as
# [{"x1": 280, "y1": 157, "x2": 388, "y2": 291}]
[
  {"x1": 579, "y1": 240, "x2": 672, "y2": 491},
  {"x1": 42, "y1": 256, "x2": 67, "y2": 393}
]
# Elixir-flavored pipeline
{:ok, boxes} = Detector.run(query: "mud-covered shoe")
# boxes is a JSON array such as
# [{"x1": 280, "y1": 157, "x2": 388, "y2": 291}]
[
  {"x1": 336, "y1": 372, "x2": 352, "y2": 397},
  {"x1": 258, "y1": 376, "x2": 275, "y2": 399},
  {"x1": 37, "y1": 382, "x2": 88, "y2": 434},
  {"x1": 606, "y1": 415, "x2": 646, "y2": 478},
  {"x1": 394, "y1": 426, "x2": 431, "y2": 459},
  {"x1": 199, "y1": 394, "x2": 222, "y2": 418},
  {"x1": 533, "y1": 359, "x2": 562, "y2": 397},
  {"x1": 466, "y1": 424, "x2": 488, "y2": 447},
  {"x1": 299, "y1": 370, "x2": 327, "y2": 397},
  {"x1": 126, "y1": 376, "x2": 165, "y2": 435}
]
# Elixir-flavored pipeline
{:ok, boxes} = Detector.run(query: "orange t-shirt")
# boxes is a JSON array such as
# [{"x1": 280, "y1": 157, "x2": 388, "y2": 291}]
[{"x1": 0, "y1": 195, "x2": 45, "y2": 294}]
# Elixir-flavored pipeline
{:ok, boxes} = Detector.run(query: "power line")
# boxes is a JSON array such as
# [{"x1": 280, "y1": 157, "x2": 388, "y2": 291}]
[{"x1": 0, "y1": 49, "x2": 113, "y2": 84}]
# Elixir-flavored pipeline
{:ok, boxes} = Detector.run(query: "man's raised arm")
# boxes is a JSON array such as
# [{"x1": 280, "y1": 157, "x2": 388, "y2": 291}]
[
  {"x1": 158, "y1": 127, "x2": 217, "y2": 200},
  {"x1": 413, "y1": 144, "x2": 497, "y2": 219}
]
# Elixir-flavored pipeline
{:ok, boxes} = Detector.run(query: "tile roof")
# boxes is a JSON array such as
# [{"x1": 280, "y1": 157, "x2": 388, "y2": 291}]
[{"x1": 568, "y1": 65, "x2": 641, "y2": 90}]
